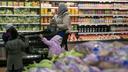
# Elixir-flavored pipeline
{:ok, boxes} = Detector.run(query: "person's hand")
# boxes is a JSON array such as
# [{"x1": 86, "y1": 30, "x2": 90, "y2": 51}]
[
  {"x1": 39, "y1": 34, "x2": 43, "y2": 38},
  {"x1": 50, "y1": 18, "x2": 57, "y2": 24}
]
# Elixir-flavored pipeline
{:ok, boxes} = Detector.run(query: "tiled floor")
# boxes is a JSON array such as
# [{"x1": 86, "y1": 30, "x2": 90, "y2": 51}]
[{"x1": 0, "y1": 67, "x2": 6, "y2": 72}]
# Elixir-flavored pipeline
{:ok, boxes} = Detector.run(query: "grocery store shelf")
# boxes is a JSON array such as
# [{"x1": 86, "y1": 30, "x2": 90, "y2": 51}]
[
  {"x1": 79, "y1": 23, "x2": 110, "y2": 26},
  {"x1": 41, "y1": 23, "x2": 128, "y2": 26},
  {"x1": 79, "y1": 23, "x2": 128, "y2": 26},
  {"x1": 0, "y1": 23, "x2": 40, "y2": 25},
  {"x1": 0, "y1": 6, "x2": 40, "y2": 8},
  {"x1": 41, "y1": 23, "x2": 49, "y2": 25},
  {"x1": 18, "y1": 31, "x2": 41, "y2": 33},
  {"x1": 41, "y1": 14, "x2": 79, "y2": 16},
  {"x1": 116, "y1": 8, "x2": 128, "y2": 10},
  {"x1": 76, "y1": 14, "x2": 128, "y2": 17},
  {"x1": 78, "y1": 31, "x2": 128, "y2": 35},
  {"x1": 69, "y1": 14, "x2": 80, "y2": 16},
  {"x1": 114, "y1": 0, "x2": 128, "y2": 2},
  {"x1": 41, "y1": 14, "x2": 128, "y2": 17},
  {"x1": 79, "y1": 14, "x2": 113, "y2": 17},
  {"x1": 44, "y1": 0, "x2": 114, "y2": 2},
  {"x1": 41, "y1": 7, "x2": 57, "y2": 9},
  {"x1": 114, "y1": 15, "x2": 128, "y2": 17},
  {"x1": 41, "y1": 7, "x2": 78, "y2": 9},
  {"x1": 71, "y1": 22, "x2": 80, "y2": 24},
  {"x1": 0, "y1": 14, "x2": 40, "y2": 17},
  {"x1": 0, "y1": 30, "x2": 42, "y2": 33},
  {"x1": 70, "y1": 30, "x2": 78, "y2": 32},
  {"x1": 112, "y1": 23, "x2": 128, "y2": 25},
  {"x1": 41, "y1": 22, "x2": 79, "y2": 25},
  {"x1": 44, "y1": 0, "x2": 128, "y2": 2},
  {"x1": 79, "y1": 7, "x2": 114, "y2": 10},
  {"x1": 41, "y1": 15, "x2": 53, "y2": 16}
]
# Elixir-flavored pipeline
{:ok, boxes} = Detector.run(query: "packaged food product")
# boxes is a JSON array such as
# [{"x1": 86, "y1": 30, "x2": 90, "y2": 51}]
[
  {"x1": 19, "y1": 2, "x2": 24, "y2": 6},
  {"x1": 25, "y1": 1, "x2": 31, "y2": 6},
  {"x1": 8, "y1": 1, "x2": 13, "y2": 6},
  {"x1": 2, "y1": 1, "x2": 7, "y2": 6},
  {"x1": 13, "y1": 1, "x2": 19, "y2": 6},
  {"x1": 0, "y1": 1, "x2": 2, "y2": 6},
  {"x1": 44, "y1": 8, "x2": 48, "y2": 14}
]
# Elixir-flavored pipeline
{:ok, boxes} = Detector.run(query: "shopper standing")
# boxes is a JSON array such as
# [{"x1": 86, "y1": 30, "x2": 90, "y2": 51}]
[
  {"x1": 50, "y1": 3, "x2": 71, "y2": 51},
  {"x1": 3, "y1": 25, "x2": 29, "y2": 72},
  {"x1": 40, "y1": 31, "x2": 65, "y2": 57}
]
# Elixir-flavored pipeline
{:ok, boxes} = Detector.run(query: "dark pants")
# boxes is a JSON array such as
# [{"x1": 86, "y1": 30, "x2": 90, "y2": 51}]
[
  {"x1": 63, "y1": 33, "x2": 69, "y2": 51},
  {"x1": 8, "y1": 65, "x2": 23, "y2": 72},
  {"x1": 8, "y1": 68, "x2": 22, "y2": 72},
  {"x1": 61, "y1": 32, "x2": 69, "y2": 51}
]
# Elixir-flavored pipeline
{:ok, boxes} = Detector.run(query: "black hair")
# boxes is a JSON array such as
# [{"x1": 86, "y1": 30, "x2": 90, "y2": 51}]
[{"x1": 7, "y1": 27, "x2": 18, "y2": 40}]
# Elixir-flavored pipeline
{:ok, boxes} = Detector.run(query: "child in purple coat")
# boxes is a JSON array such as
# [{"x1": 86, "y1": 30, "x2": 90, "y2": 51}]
[{"x1": 40, "y1": 31, "x2": 65, "y2": 57}]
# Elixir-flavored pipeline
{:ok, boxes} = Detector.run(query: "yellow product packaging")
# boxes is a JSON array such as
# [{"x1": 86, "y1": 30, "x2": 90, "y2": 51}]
[
  {"x1": 32, "y1": 1, "x2": 35, "y2": 6},
  {"x1": 13, "y1": 1, "x2": 19, "y2": 6},
  {"x1": 41, "y1": 9, "x2": 44, "y2": 14},
  {"x1": 73, "y1": 8, "x2": 76, "y2": 14},
  {"x1": 44, "y1": 8, "x2": 48, "y2": 14},
  {"x1": 68, "y1": 9, "x2": 71, "y2": 14},
  {"x1": 41, "y1": 17, "x2": 44, "y2": 23},
  {"x1": 70, "y1": 8, "x2": 73, "y2": 14},
  {"x1": 36, "y1": 1, "x2": 39, "y2": 6},
  {"x1": 32, "y1": 1, "x2": 39, "y2": 6},
  {"x1": 19, "y1": 2, "x2": 24, "y2": 6},
  {"x1": 75, "y1": 9, "x2": 79, "y2": 14},
  {"x1": 72, "y1": 8, "x2": 75, "y2": 14}
]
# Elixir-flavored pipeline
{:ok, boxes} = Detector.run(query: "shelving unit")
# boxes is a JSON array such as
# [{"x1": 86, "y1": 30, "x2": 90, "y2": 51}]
[
  {"x1": 0, "y1": 14, "x2": 40, "y2": 16},
  {"x1": 78, "y1": 31, "x2": 128, "y2": 35},
  {"x1": 0, "y1": 6, "x2": 40, "y2": 8},
  {"x1": 40, "y1": 0, "x2": 128, "y2": 42},
  {"x1": 0, "y1": 0, "x2": 40, "y2": 32},
  {"x1": 0, "y1": 0, "x2": 128, "y2": 42}
]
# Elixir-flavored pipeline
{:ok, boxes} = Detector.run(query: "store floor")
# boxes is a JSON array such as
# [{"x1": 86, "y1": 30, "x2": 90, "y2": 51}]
[{"x1": 0, "y1": 67, "x2": 6, "y2": 72}]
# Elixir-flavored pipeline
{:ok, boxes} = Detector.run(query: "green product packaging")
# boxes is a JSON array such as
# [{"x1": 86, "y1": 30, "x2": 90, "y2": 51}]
[
  {"x1": 41, "y1": 26, "x2": 44, "y2": 30},
  {"x1": 2, "y1": 1, "x2": 7, "y2": 6},
  {"x1": 44, "y1": 26, "x2": 47, "y2": 30},
  {"x1": 25, "y1": 2, "x2": 31, "y2": 6},
  {"x1": 8, "y1": 1, "x2": 13, "y2": 6},
  {"x1": 26, "y1": 25, "x2": 30, "y2": 30},
  {"x1": 6, "y1": 9, "x2": 13, "y2": 14}
]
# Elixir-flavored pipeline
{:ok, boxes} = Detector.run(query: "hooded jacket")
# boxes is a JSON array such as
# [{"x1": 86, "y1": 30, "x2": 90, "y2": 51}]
[
  {"x1": 41, "y1": 35, "x2": 64, "y2": 56},
  {"x1": 52, "y1": 3, "x2": 71, "y2": 32},
  {"x1": 5, "y1": 38, "x2": 29, "y2": 70}
]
